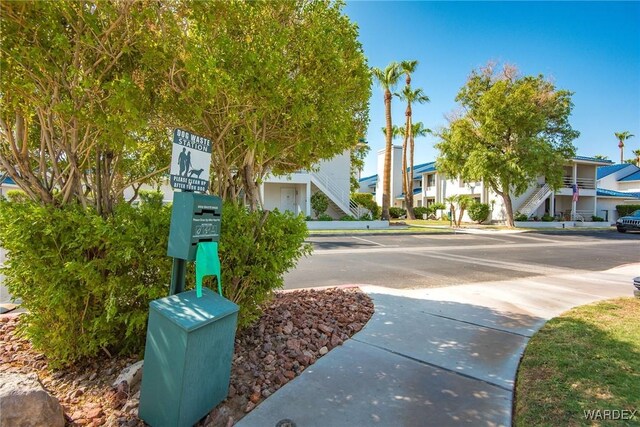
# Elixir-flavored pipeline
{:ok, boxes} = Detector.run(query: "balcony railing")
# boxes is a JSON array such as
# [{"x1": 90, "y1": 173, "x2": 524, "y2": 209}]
[{"x1": 562, "y1": 176, "x2": 595, "y2": 189}]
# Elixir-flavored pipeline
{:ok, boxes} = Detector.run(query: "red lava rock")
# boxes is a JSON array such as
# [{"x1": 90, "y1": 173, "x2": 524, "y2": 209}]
[{"x1": 1, "y1": 288, "x2": 374, "y2": 427}]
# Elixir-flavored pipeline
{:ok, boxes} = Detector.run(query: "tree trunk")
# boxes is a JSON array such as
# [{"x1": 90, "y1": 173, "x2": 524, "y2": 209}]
[
  {"x1": 501, "y1": 186, "x2": 515, "y2": 227},
  {"x1": 405, "y1": 109, "x2": 415, "y2": 220},
  {"x1": 402, "y1": 111, "x2": 409, "y2": 217},
  {"x1": 382, "y1": 89, "x2": 393, "y2": 221}
]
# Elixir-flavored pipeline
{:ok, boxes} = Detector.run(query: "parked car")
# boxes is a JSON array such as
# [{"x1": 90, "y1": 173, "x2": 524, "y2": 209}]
[{"x1": 616, "y1": 209, "x2": 640, "y2": 233}]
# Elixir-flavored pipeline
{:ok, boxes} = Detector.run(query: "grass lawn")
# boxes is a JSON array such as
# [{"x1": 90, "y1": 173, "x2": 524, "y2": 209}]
[{"x1": 515, "y1": 297, "x2": 640, "y2": 426}]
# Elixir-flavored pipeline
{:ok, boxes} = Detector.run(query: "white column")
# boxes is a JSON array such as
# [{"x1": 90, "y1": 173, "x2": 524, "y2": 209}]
[
  {"x1": 571, "y1": 163, "x2": 578, "y2": 219},
  {"x1": 550, "y1": 192, "x2": 555, "y2": 217},
  {"x1": 306, "y1": 181, "x2": 311, "y2": 217}
]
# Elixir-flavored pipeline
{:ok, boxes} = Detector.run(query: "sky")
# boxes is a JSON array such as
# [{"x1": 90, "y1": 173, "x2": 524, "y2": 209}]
[{"x1": 343, "y1": 1, "x2": 640, "y2": 178}]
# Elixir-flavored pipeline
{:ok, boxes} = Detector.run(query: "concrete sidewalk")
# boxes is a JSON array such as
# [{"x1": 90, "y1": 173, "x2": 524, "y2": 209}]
[{"x1": 237, "y1": 263, "x2": 639, "y2": 427}]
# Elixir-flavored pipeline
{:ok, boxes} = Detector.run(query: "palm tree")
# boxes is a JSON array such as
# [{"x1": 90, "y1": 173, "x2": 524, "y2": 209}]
[
  {"x1": 633, "y1": 149, "x2": 640, "y2": 167},
  {"x1": 614, "y1": 131, "x2": 635, "y2": 164},
  {"x1": 395, "y1": 87, "x2": 430, "y2": 218},
  {"x1": 372, "y1": 62, "x2": 402, "y2": 220}
]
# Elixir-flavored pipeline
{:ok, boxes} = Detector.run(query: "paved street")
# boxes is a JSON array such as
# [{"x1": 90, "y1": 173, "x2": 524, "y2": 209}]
[{"x1": 285, "y1": 229, "x2": 640, "y2": 290}]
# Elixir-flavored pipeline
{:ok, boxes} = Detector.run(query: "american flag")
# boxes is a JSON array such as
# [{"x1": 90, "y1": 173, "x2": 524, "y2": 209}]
[{"x1": 572, "y1": 184, "x2": 579, "y2": 202}]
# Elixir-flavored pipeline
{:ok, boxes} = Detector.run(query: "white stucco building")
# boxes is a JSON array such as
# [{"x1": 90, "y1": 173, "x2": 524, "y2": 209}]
[{"x1": 359, "y1": 149, "x2": 639, "y2": 223}]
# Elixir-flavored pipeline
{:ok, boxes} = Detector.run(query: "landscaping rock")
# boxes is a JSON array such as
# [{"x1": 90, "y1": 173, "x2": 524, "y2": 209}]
[
  {"x1": 112, "y1": 360, "x2": 144, "y2": 391},
  {"x1": 0, "y1": 372, "x2": 65, "y2": 427}
]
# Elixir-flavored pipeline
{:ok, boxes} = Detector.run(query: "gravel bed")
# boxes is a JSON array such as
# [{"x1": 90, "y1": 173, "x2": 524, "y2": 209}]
[{"x1": 0, "y1": 287, "x2": 374, "y2": 426}]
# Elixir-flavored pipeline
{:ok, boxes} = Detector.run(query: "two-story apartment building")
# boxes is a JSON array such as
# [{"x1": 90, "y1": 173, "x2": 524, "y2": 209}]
[{"x1": 359, "y1": 147, "x2": 629, "y2": 223}]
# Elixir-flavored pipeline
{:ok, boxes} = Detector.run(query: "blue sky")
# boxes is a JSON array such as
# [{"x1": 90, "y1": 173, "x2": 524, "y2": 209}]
[{"x1": 344, "y1": 1, "x2": 640, "y2": 178}]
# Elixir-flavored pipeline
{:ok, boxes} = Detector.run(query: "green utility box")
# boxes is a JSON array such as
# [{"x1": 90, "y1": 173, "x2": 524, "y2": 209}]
[
  {"x1": 168, "y1": 192, "x2": 222, "y2": 261},
  {"x1": 138, "y1": 287, "x2": 239, "y2": 427}
]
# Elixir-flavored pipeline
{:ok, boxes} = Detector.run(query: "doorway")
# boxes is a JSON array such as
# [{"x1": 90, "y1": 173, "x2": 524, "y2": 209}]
[{"x1": 280, "y1": 188, "x2": 296, "y2": 214}]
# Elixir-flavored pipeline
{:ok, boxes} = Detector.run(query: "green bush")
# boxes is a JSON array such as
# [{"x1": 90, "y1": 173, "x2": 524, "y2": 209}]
[
  {"x1": 317, "y1": 213, "x2": 333, "y2": 221},
  {"x1": 515, "y1": 212, "x2": 529, "y2": 221},
  {"x1": 0, "y1": 194, "x2": 310, "y2": 367},
  {"x1": 220, "y1": 204, "x2": 311, "y2": 328},
  {"x1": 541, "y1": 214, "x2": 555, "y2": 222},
  {"x1": 340, "y1": 215, "x2": 356, "y2": 221},
  {"x1": 468, "y1": 203, "x2": 490, "y2": 223},
  {"x1": 389, "y1": 207, "x2": 406, "y2": 219},
  {"x1": 616, "y1": 204, "x2": 640, "y2": 217},
  {"x1": 413, "y1": 206, "x2": 428, "y2": 217},
  {"x1": 427, "y1": 202, "x2": 446, "y2": 215},
  {"x1": 311, "y1": 192, "x2": 329, "y2": 218},
  {"x1": 591, "y1": 215, "x2": 605, "y2": 222},
  {"x1": 441, "y1": 213, "x2": 451, "y2": 222},
  {"x1": 0, "y1": 192, "x2": 171, "y2": 368},
  {"x1": 351, "y1": 193, "x2": 380, "y2": 219}
]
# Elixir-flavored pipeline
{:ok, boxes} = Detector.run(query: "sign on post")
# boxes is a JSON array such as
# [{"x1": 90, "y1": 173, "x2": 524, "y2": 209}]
[{"x1": 170, "y1": 129, "x2": 212, "y2": 193}]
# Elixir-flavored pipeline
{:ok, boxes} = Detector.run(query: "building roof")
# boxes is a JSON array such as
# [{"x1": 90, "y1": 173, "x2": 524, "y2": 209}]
[
  {"x1": 597, "y1": 163, "x2": 633, "y2": 180},
  {"x1": 358, "y1": 174, "x2": 377, "y2": 183},
  {"x1": 396, "y1": 187, "x2": 423, "y2": 199},
  {"x1": 619, "y1": 169, "x2": 640, "y2": 182},
  {"x1": 597, "y1": 188, "x2": 640, "y2": 199},
  {"x1": 572, "y1": 156, "x2": 614, "y2": 165},
  {"x1": 1, "y1": 176, "x2": 16, "y2": 186}
]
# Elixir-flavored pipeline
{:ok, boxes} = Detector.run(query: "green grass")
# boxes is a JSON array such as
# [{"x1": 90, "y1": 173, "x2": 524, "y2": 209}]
[{"x1": 515, "y1": 298, "x2": 640, "y2": 427}]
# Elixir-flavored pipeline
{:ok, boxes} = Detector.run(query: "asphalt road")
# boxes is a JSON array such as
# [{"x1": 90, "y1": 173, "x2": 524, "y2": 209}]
[{"x1": 284, "y1": 229, "x2": 640, "y2": 289}]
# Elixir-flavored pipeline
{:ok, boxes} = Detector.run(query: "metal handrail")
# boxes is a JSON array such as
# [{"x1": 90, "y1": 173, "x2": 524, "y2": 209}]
[
  {"x1": 561, "y1": 176, "x2": 595, "y2": 189},
  {"x1": 519, "y1": 183, "x2": 551, "y2": 216}
]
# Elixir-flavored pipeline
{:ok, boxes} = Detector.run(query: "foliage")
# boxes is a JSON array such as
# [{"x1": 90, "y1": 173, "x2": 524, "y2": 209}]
[
  {"x1": 172, "y1": 0, "x2": 371, "y2": 209},
  {"x1": 436, "y1": 63, "x2": 578, "y2": 227},
  {"x1": 515, "y1": 212, "x2": 529, "y2": 221},
  {"x1": 515, "y1": 298, "x2": 640, "y2": 427},
  {"x1": 219, "y1": 204, "x2": 311, "y2": 328},
  {"x1": 351, "y1": 140, "x2": 370, "y2": 193},
  {"x1": 541, "y1": 213, "x2": 555, "y2": 222},
  {"x1": 616, "y1": 205, "x2": 640, "y2": 217},
  {"x1": 468, "y1": 202, "x2": 490, "y2": 223},
  {"x1": 340, "y1": 215, "x2": 356, "y2": 221},
  {"x1": 0, "y1": 1, "x2": 175, "y2": 215},
  {"x1": 311, "y1": 192, "x2": 329, "y2": 218},
  {"x1": 445, "y1": 194, "x2": 475, "y2": 226},
  {"x1": 413, "y1": 206, "x2": 428, "y2": 217},
  {"x1": 317, "y1": 213, "x2": 333, "y2": 221},
  {"x1": 590, "y1": 215, "x2": 605, "y2": 222},
  {"x1": 427, "y1": 202, "x2": 446, "y2": 216},
  {"x1": 0, "y1": 192, "x2": 171, "y2": 368},
  {"x1": 351, "y1": 192, "x2": 381, "y2": 219},
  {"x1": 372, "y1": 61, "x2": 402, "y2": 220},
  {"x1": 0, "y1": 194, "x2": 310, "y2": 366},
  {"x1": 1, "y1": 1, "x2": 371, "y2": 213},
  {"x1": 614, "y1": 131, "x2": 634, "y2": 164},
  {"x1": 389, "y1": 207, "x2": 406, "y2": 219}
]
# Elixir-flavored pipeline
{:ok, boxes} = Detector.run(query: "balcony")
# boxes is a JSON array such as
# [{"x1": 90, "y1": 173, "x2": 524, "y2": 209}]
[{"x1": 562, "y1": 176, "x2": 595, "y2": 189}]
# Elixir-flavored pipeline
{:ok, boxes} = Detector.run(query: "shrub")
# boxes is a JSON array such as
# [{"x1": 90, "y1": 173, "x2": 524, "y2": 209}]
[
  {"x1": 0, "y1": 192, "x2": 171, "y2": 368},
  {"x1": 515, "y1": 212, "x2": 529, "y2": 221},
  {"x1": 389, "y1": 207, "x2": 406, "y2": 219},
  {"x1": 441, "y1": 213, "x2": 451, "y2": 222},
  {"x1": 428, "y1": 202, "x2": 446, "y2": 214},
  {"x1": 305, "y1": 215, "x2": 312, "y2": 221},
  {"x1": 317, "y1": 213, "x2": 333, "y2": 221},
  {"x1": 413, "y1": 206, "x2": 428, "y2": 218},
  {"x1": 591, "y1": 215, "x2": 605, "y2": 222},
  {"x1": 0, "y1": 194, "x2": 310, "y2": 367},
  {"x1": 616, "y1": 204, "x2": 640, "y2": 217},
  {"x1": 340, "y1": 215, "x2": 356, "y2": 221},
  {"x1": 311, "y1": 192, "x2": 329, "y2": 218},
  {"x1": 541, "y1": 214, "x2": 554, "y2": 222},
  {"x1": 220, "y1": 203, "x2": 311, "y2": 328},
  {"x1": 351, "y1": 193, "x2": 380, "y2": 219},
  {"x1": 468, "y1": 202, "x2": 490, "y2": 223}
]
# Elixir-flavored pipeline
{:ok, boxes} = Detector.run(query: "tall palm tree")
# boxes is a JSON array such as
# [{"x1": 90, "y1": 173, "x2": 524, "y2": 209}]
[
  {"x1": 372, "y1": 62, "x2": 402, "y2": 220},
  {"x1": 615, "y1": 131, "x2": 635, "y2": 164},
  {"x1": 395, "y1": 87, "x2": 430, "y2": 218}
]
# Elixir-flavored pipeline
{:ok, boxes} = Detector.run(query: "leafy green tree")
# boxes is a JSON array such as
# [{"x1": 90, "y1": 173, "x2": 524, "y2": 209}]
[
  {"x1": 614, "y1": 131, "x2": 635, "y2": 164},
  {"x1": 593, "y1": 154, "x2": 609, "y2": 160},
  {"x1": 436, "y1": 64, "x2": 578, "y2": 227},
  {"x1": 351, "y1": 138, "x2": 370, "y2": 193},
  {"x1": 168, "y1": 0, "x2": 371, "y2": 210},
  {"x1": 0, "y1": 0, "x2": 176, "y2": 215},
  {"x1": 468, "y1": 202, "x2": 490, "y2": 223},
  {"x1": 372, "y1": 62, "x2": 402, "y2": 220}
]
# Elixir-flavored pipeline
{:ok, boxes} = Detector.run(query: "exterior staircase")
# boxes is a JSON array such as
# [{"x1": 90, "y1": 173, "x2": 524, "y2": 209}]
[
  {"x1": 310, "y1": 171, "x2": 366, "y2": 218},
  {"x1": 517, "y1": 183, "x2": 552, "y2": 218}
]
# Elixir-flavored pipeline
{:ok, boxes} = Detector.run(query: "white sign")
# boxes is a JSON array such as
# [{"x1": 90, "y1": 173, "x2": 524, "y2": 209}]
[{"x1": 170, "y1": 129, "x2": 212, "y2": 192}]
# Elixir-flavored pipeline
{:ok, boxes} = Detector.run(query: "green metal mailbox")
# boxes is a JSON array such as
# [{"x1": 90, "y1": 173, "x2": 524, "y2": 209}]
[
  {"x1": 138, "y1": 287, "x2": 239, "y2": 427},
  {"x1": 168, "y1": 192, "x2": 222, "y2": 261}
]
